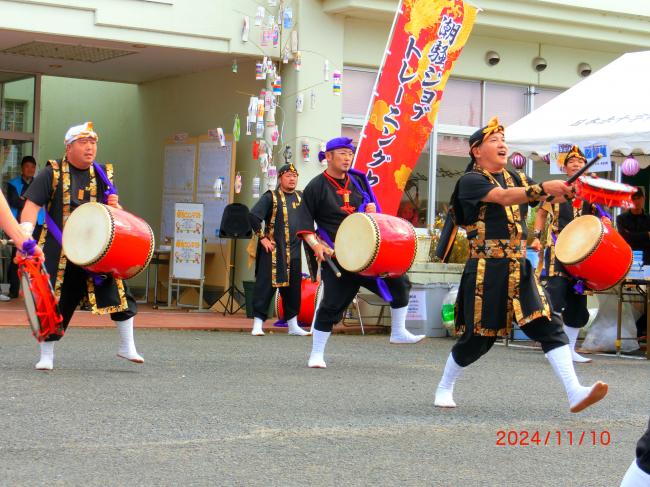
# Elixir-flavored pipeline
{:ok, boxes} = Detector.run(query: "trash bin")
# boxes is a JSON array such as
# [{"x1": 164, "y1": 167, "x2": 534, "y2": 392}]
[
  {"x1": 405, "y1": 283, "x2": 459, "y2": 337},
  {"x1": 243, "y1": 280, "x2": 274, "y2": 319}
]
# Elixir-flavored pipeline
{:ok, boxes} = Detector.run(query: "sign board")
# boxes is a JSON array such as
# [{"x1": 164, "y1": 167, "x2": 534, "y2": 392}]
[
  {"x1": 549, "y1": 141, "x2": 611, "y2": 174},
  {"x1": 406, "y1": 289, "x2": 427, "y2": 321},
  {"x1": 171, "y1": 202, "x2": 204, "y2": 280}
]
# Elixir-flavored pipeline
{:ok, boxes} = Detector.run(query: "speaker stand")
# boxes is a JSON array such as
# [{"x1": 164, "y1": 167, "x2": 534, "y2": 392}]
[{"x1": 215, "y1": 238, "x2": 245, "y2": 315}]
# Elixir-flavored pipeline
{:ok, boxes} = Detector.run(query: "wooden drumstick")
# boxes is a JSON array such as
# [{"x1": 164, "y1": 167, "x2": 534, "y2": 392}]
[
  {"x1": 324, "y1": 253, "x2": 342, "y2": 278},
  {"x1": 546, "y1": 153, "x2": 603, "y2": 203}
]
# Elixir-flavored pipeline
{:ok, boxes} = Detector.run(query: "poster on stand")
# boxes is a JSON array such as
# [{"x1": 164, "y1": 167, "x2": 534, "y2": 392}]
[{"x1": 172, "y1": 203, "x2": 204, "y2": 280}]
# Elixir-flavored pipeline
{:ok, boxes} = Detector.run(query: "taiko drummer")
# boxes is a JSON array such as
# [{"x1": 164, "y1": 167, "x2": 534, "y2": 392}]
[
  {"x1": 434, "y1": 117, "x2": 608, "y2": 413},
  {"x1": 531, "y1": 145, "x2": 597, "y2": 363},
  {"x1": 21, "y1": 122, "x2": 144, "y2": 370},
  {"x1": 296, "y1": 137, "x2": 424, "y2": 369}
]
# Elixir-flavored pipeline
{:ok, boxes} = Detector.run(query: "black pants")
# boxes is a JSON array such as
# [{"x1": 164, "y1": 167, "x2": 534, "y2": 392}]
[
  {"x1": 637, "y1": 418, "x2": 650, "y2": 474},
  {"x1": 635, "y1": 314, "x2": 648, "y2": 338},
  {"x1": 313, "y1": 259, "x2": 411, "y2": 333},
  {"x1": 47, "y1": 263, "x2": 137, "y2": 342},
  {"x1": 451, "y1": 313, "x2": 569, "y2": 367},
  {"x1": 544, "y1": 276, "x2": 589, "y2": 328},
  {"x1": 8, "y1": 246, "x2": 19, "y2": 297},
  {"x1": 252, "y1": 254, "x2": 301, "y2": 321}
]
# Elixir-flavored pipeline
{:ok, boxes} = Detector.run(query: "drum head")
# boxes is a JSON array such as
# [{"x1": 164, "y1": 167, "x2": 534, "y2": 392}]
[
  {"x1": 20, "y1": 272, "x2": 40, "y2": 337},
  {"x1": 580, "y1": 176, "x2": 635, "y2": 193},
  {"x1": 62, "y1": 202, "x2": 112, "y2": 266},
  {"x1": 335, "y1": 213, "x2": 378, "y2": 272},
  {"x1": 555, "y1": 215, "x2": 602, "y2": 265}
]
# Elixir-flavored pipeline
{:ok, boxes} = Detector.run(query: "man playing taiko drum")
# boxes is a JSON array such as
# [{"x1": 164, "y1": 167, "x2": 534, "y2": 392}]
[
  {"x1": 434, "y1": 117, "x2": 608, "y2": 413},
  {"x1": 296, "y1": 137, "x2": 424, "y2": 369},
  {"x1": 531, "y1": 145, "x2": 595, "y2": 363},
  {"x1": 22, "y1": 122, "x2": 144, "y2": 370}
]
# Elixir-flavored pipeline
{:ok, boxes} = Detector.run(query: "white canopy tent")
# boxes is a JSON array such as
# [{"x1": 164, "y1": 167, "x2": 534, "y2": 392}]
[{"x1": 507, "y1": 50, "x2": 650, "y2": 167}]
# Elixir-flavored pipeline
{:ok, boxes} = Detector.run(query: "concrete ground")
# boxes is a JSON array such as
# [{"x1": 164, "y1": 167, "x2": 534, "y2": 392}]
[{"x1": 0, "y1": 327, "x2": 647, "y2": 487}]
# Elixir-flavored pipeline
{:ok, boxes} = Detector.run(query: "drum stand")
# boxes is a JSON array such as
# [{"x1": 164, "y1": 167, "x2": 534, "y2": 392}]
[{"x1": 215, "y1": 238, "x2": 245, "y2": 315}]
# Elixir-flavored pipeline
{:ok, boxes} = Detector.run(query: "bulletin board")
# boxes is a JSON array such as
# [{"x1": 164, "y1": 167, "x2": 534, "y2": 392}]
[{"x1": 159, "y1": 134, "x2": 237, "y2": 297}]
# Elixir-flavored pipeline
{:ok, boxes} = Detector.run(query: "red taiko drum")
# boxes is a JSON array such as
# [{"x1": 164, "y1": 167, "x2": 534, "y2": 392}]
[
  {"x1": 575, "y1": 176, "x2": 636, "y2": 209},
  {"x1": 334, "y1": 213, "x2": 417, "y2": 278},
  {"x1": 555, "y1": 215, "x2": 632, "y2": 291},
  {"x1": 62, "y1": 202, "x2": 155, "y2": 280},
  {"x1": 275, "y1": 278, "x2": 322, "y2": 326}
]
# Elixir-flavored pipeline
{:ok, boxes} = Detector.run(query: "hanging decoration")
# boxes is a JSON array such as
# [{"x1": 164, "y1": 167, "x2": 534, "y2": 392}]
[
  {"x1": 542, "y1": 153, "x2": 551, "y2": 164},
  {"x1": 272, "y1": 24, "x2": 280, "y2": 48},
  {"x1": 310, "y1": 89, "x2": 316, "y2": 109},
  {"x1": 302, "y1": 140, "x2": 310, "y2": 162},
  {"x1": 296, "y1": 93, "x2": 304, "y2": 113},
  {"x1": 252, "y1": 140, "x2": 261, "y2": 160},
  {"x1": 213, "y1": 177, "x2": 224, "y2": 198},
  {"x1": 252, "y1": 176, "x2": 261, "y2": 199},
  {"x1": 216, "y1": 127, "x2": 225, "y2": 147},
  {"x1": 283, "y1": 7, "x2": 293, "y2": 29},
  {"x1": 261, "y1": 26, "x2": 272, "y2": 47},
  {"x1": 323, "y1": 60, "x2": 330, "y2": 81},
  {"x1": 231, "y1": 59, "x2": 238, "y2": 73},
  {"x1": 622, "y1": 156, "x2": 640, "y2": 176},
  {"x1": 233, "y1": 115, "x2": 241, "y2": 142},
  {"x1": 290, "y1": 30, "x2": 299, "y2": 52},
  {"x1": 271, "y1": 125, "x2": 280, "y2": 145},
  {"x1": 282, "y1": 47, "x2": 290, "y2": 64},
  {"x1": 294, "y1": 51, "x2": 302, "y2": 71},
  {"x1": 259, "y1": 153, "x2": 269, "y2": 173},
  {"x1": 242, "y1": 17, "x2": 250, "y2": 42},
  {"x1": 255, "y1": 6, "x2": 264, "y2": 26},
  {"x1": 273, "y1": 76, "x2": 282, "y2": 96},
  {"x1": 255, "y1": 62, "x2": 264, "y2": 80},
  {"x1": 235, "y1": 172, "x2": 243, "y2": 194},
  {"x1": 510, "y1": 152, "x2": 526, "y2": 169},
  {"x1": 267, "y1": 165, "x2": 278, "y2": 189},
  {"x1": 332, "y1": 70, "x2": 342, "y2": 95}
]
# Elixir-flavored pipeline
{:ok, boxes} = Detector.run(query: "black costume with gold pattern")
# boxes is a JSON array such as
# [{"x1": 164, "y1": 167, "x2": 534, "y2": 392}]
[
  {"x1": 542, "y1": 199, "x2": 594, "y2": 327},
  {"x1": 23, "y1": 158, "x2": 137, "y2": 341},
  {"x1": 248, "y1": 189, "x2": 304, "y2": 321},
  {"x1": 453, "y1": 165, "x2": 551, "y2": 337}
]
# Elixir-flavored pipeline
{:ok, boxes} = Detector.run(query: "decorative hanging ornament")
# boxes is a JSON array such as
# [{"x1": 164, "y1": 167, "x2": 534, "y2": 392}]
[
  {"x1": 255, "y1": 6, "x2": 264, "y2": 26},
  {"x1": 542, "y1": 153, "x2": 550, "y2": 164},
  {"x1": 272, "y1": 24, "x2": 280, "y2": 47},
  {"x1": 282, "y1": 47, "x2": 290, "y2": 64},
  {"x1": 267, "y1": 165, "x2": 278, "y2": 190},
  {"x1": 255, "y1": 62, "x2": 264, "y2": 80},
  {"x1": 510, "y1": 152, "x2": 526, "y2": 169},
  {"x1": 273, "y1": 76, "x2": 282, "y2": 96},
  {"x1": 332, "y1": 70, "x2": 342, "y2": 95},
  {"x1": 252, "y1": 140, "x2": 261, "y2": 160},
  {"x1": 296, "y1": 93, "x2": 304, "y2": 113},
  {"x1": 235, "y1": 172, "x2": 242, "y2": 194},
  {"x1": 252, "y1": 176, "x2": 261, "y2": 199},
  {"x1": 231, "y1": 59, "x2": 238, "y2": 73},
  {"x1": 242, "y1": 17, "x2": 250, "y2": 42},
  {"x1": 256, "y1": 120, "x2": 265, "y2": 138},
  {"x1": 213, "y1": 177, "x2": 224, "y2": 198},
  {"x1": 323, "y1": 60, "x2": 330, "y2": 81},
  {"x1": 294, "y1": 51, "x2": 302, "y2": 71},
  {"x1": 283, "y1": 7, "x2": 293, "y2": 28},
  {"x1": 302, "y1": 140, "x2": 310, "y2": 162},
  {"x1": 233, "y1": 115, "x2": 241, "y2": 142},
  {"x1": 290, "y1": 30, "x2": 299, "y2": 53},
  {"x1": 622, "y1": 156, "x2": 640, "y2": 176},
  {"x1": 216, "y1": 127, "x2": 226, "y2": 147}
]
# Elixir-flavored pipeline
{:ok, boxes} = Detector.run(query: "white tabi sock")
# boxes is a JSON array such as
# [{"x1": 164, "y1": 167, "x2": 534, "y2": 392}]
[
  {"x1": 251, "y1": 317, "x2": 265, "y2": 336},
  {"x1": 434, "y1": 353, "x2": 463, "y2": 408},
  {"x1": 35, "y1": 341, "x2": 54, "y2": 371},
  {"x1": 287, "y1": 316, "x2": 310, "y2": 336},
  {"x1": 564, "y1": 325, "x2": 591, "y2": 363},
  {"x1": 308, "y1": 330, "x2": 330, "y2": 368},
  {"x1": 621, "y1": 460, "x2": 650, "y2": 487},
  {"x1": 389, "y1": 306, "x2": 425, "y2": 344},
  {"x1": 545, "y1": 345, "x2": 607, "y2": 413},
  {"x1": 116, "y1": 318, "x2": 144, "y2": 363}
]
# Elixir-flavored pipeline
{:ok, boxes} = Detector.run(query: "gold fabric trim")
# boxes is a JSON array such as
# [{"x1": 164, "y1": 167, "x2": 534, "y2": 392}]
[
  {"x1": 472, "y1": 257, "x2": 486, "y2": 332},
  {"x1": 469, "y1": 239, "x2": 524, "y2": 259}
]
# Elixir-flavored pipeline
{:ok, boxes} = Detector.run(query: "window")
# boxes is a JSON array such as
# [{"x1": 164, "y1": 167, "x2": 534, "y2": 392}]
[
  {"x1": 484, "y1": 82, "x2": 527, "y2": 127},
  {"x1": 1, "y1": 100, "x2": 26, "y2": 132},
  {"x1": 438, "y1": 78, "x2": 481, "y2": 127}
]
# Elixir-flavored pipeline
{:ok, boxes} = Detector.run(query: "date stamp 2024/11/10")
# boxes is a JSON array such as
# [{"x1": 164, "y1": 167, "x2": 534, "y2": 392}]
[{"x1": 496, "y1": 430, "x2": 611, "y2": 447}]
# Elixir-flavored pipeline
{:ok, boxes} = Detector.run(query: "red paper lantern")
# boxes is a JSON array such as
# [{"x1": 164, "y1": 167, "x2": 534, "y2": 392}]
[{"x1": 542, "y1": 153, "x2": 550, "y2": 164}]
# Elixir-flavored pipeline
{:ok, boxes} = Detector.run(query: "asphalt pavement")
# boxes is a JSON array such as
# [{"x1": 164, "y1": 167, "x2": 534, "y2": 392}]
[{"x1": 0, "y1": 328, "x2": 647, "y2": 487}]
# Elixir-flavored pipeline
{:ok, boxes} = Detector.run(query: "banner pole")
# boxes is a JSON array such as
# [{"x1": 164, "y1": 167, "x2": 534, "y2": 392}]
[{"x1": 352, "y1": 0, "x2": 403, "y2": 169}]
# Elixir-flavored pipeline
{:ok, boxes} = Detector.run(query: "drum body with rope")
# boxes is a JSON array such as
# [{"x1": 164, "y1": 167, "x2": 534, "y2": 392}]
[
  {"x1": 555, "y1": 215, "x2": 632, "y2": 291},
  {"x1": 62, "y1": 202, "x2": 155, "y2": 280},
  {"x1": 17, "y1": 255, "x2": 64, "y2": 342},
  {"x1": 334, "y1": 213, "x2": 417, "y2": 278},
  {"x1": 575, "y1": 176, "x2": 636, "y2": 209},
  {"x1": 275, "y1": 278, "x2": 322, "y2": 326}
]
